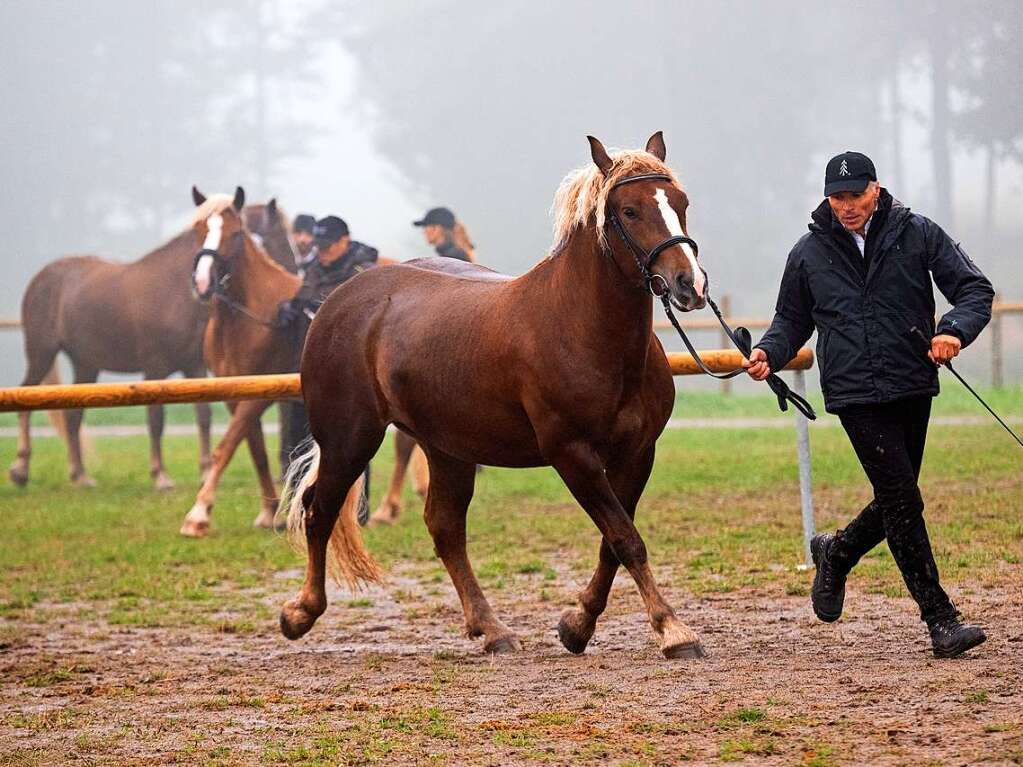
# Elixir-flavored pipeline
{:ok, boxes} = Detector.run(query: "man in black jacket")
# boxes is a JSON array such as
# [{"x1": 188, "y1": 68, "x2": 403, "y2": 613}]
[
  {"x1": 745, "y1": 151, "x2": 994, "y2": 658},
  {"x1": 276, "y1": 215, "x2": 379, "y2": 476}
]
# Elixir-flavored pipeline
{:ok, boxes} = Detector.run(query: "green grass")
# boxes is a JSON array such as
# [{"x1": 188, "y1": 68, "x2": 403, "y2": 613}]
[{"x1": 1, "y1": 390, "x2": 1021, "y2": 629}]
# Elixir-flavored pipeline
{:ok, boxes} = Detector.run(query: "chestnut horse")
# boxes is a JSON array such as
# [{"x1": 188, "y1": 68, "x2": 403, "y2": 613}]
[
  {"x1": 281, "y1": 133, "x2": 710, "y2": 659},
  {"x1": 179, "y1": 193, "x2": 301, "y2": 536},
  {"x1": 9, "y1": 187, "x2": 293, "y2": 489}
]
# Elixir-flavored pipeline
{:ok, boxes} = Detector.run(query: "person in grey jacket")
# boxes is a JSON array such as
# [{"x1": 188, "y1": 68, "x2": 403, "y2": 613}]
[{"x1": 745, "y1": 151, "x2": 994, "y2": 658}]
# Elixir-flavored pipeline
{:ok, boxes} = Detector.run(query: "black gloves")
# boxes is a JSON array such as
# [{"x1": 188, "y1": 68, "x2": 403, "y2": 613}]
[{"x1": 276, "y1": 299, "x2": 301, "y2": 328}]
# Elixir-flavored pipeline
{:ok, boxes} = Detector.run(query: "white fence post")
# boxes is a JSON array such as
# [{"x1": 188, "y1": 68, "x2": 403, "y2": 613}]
[{"x1": 792, "y1": 369, "x2": 815, "y2": 568}]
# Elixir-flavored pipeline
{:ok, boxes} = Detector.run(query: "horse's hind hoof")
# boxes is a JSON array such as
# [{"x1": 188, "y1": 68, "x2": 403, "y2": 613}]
[
  {"x1": 557, "y1": 608, "x2": 596, "y2": 655},
  {"x1": 662, "y1": 641, "x2": 707, "y2": 660},
  {"x1": 484, "y1": 635, "x2": 521, "y2": 655},
  {"x1": 154, "y1": 473, "x2": 176, "y2": 491},
  {"x1": 280, "y1": 600, "x2": 320, "y2": 640},
  {"x1": 8, "y1": 465, "x2": 28, "y2": 487},
  {"x1": 71, "y1": 475, "x2": 97, "y2": 488}
]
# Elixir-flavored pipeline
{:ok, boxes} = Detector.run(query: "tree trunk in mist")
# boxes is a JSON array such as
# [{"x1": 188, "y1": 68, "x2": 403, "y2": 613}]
[
  {"x1": 928, "y1": 10, "x2": 953, "y2": 227},
  {"x1": 888, "y1": 64, "x2": 906, "y2": 196},
  {"x1": 253, "y1": 0, "x2": 268, "y2": 197},
  {"x1": 983, "y1": 141, "x2": 997, "y2": 254}
]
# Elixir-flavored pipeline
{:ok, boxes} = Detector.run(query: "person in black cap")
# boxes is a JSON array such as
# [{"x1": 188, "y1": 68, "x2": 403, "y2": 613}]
[
  {"x1": 744, "y1": 151, "x2": 994, "y2": 658},
  {"x1": 276, "y1": 216, "x2": 379, "y2": 479},
  {"x1": 292, "y1": 213, "x2": 317, "y2": 275},
  {"x1": 413, "y1": 207, "x2": 476, "y2": 262}
]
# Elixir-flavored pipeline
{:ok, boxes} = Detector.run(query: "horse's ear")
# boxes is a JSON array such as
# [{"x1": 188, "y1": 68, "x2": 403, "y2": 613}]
[
  {"x1": 587, "y1": 135, "x2": 614, "y2": 176},
  {"x1": 232, "y1": 186, "x2": 245, "y2": 211},
  {"x1": 267, "y1": 197, "x2": 277, "y2": 216},
  {"x1": 645, "y1": 131, "x2": 666, "y2": 162},
  {"x1": 191, "y1": 186, "x2": 206, "y2": 206}
]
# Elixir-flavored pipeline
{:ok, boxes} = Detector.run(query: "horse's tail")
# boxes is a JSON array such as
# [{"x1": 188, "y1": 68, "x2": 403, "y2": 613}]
[
  {"x1": 41, "y1": 364, "x2": 68, "y2": 443},
  {"x1": 278, "y1": 439, "x2": 381, "y2": 590}
]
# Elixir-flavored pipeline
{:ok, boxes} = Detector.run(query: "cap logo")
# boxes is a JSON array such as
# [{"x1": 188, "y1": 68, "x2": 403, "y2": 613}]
[{"x1": 838, "y1": 159, "x2": 850, "y2": 176}]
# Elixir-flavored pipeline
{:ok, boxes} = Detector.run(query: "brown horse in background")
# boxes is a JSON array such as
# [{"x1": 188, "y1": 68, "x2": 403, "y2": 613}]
[
  {"x1": 280, "y1": 133, "x2": 710, "y2": 659},
  {"x1": 9, "y1": 187, "x2": 294, "y2": 489},
  {"x1": 179, "y1": 193, "x2": 301, "y2": 536}
]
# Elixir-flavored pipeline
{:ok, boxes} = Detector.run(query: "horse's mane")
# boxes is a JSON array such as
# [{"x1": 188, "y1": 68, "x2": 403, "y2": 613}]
[
  {"x1": 549, "y1": 150, "x2": 681, "y2": 255},
  {"x1": 191, "y1": 194, "x2": 236, "y2": 225}
]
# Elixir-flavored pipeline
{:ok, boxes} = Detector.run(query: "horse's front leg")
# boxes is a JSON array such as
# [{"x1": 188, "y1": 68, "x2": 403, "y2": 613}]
[
  {"x1": 551, "y1": 442, "x2": 704, "y2": 660},
  {"x1": 558, "y1": 444, "x2": 655, "y2": 655},
  {"x1": 180, "y1": 399, "x2": 265, "y2": 537},
  {"x1": 241, "y1": 401, "x2": 279, "y2": 529}
]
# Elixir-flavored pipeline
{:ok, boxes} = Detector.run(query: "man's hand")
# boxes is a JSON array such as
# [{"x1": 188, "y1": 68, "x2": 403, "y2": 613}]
[
  {"x1": 929, "y1": 334, "x2": 961, "y2": 365},
  {"x1": 275, "y1": 299, "x2": 300, "y2": 329},
  {"x1": 743, "y1": 348, "x2": 772, "y2": 381}
]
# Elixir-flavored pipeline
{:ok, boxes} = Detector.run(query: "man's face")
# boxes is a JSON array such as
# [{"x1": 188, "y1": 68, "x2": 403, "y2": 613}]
[
  {"x1": 294, "y1": 231, "x2": 315, "y2": 257},
  {"x1": 828, "y1": 181, "x2": 880, "y2": 234},
  {"x1": 316, "y1": 235, "x2": 349, "y2": 265}
]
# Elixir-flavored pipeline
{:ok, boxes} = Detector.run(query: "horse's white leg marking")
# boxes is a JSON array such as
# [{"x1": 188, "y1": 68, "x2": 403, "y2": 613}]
[{"x1": 653, "y1": 188, "x2": 705, "y2": 297}]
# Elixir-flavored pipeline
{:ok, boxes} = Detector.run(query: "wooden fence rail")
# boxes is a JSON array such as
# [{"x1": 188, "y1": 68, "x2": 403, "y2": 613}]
[{"x1": 0, "y1": 348, "x2": 815, "y2": 413}]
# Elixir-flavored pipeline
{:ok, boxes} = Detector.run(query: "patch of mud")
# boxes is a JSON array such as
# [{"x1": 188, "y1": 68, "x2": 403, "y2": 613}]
[{"x1": 2, "y1": 572, "x2": 1021, "y2": 765}]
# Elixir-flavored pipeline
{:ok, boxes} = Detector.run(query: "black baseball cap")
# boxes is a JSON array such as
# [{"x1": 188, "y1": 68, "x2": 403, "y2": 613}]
[
  {"x1": 824, "y1": 151, "x2": 877, "y2": 196},
  {"x1": 413, "y1": 207, "x2": 456, "y2": 229},
  {"x1": 313, "y1": 215, "x2": 349, "y2": 244},
  {"x1": 293, "y1": 214, "x2": 316, "y2": 234}
]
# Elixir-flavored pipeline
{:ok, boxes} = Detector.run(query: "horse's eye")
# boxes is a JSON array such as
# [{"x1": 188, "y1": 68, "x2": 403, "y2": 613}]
[{"x1": 623, "y1": 207, "x2": 637, "y2": 219}]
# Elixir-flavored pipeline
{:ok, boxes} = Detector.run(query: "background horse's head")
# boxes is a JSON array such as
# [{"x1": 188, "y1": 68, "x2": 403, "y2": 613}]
[
  {"x1": 243, "y1": 198, "x2": 297, "y2": 273},
  {"x1": 552, "y1": 133, "x2": 707, "y2": 311},
  {"x1": 190, "y1": 186, "x2": 246, "y2": 301}
]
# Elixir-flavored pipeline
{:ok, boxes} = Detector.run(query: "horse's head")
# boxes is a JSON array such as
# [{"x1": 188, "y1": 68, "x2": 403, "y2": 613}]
[
  {"x1": 190, "y1": 185, "x2": 246, "y2": 301},
  {"x1": 243, "y1": 198, "x2": 297, "y2": 272},
  {"x1": 591, "y1": 132, "x2": 707, "y2": 311}
]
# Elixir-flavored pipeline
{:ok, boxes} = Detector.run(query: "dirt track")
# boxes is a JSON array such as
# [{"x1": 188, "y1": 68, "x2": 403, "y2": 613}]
[{"x1": 3, "y1": 566, "x2": 1021, "y2": 766}]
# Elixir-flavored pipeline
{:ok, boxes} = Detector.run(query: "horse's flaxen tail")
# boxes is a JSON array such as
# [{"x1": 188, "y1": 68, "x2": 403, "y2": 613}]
[
  {"x1": 41, "y1": 364, "x2": 68, "y2": 443},
  {"x1": 278, "y1": 439, "x2": 381, "y2": 590}
]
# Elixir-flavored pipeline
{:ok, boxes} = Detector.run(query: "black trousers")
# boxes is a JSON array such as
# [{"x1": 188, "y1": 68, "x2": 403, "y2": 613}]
[
  {"x1": 833, "y1": 395, "x2": 953, "y2": 624},
  {"x1": 278, "y1": 399, "x2": 311, "y2": 478}
]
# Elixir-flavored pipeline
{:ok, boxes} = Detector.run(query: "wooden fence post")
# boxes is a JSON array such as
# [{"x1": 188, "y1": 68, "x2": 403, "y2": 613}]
[
  {"x1": 719, "y1": 294, "x2": 732, "y2": 395},
  {"x1": 991, "y1": 293, "x2": 1003, "y2": 388}
]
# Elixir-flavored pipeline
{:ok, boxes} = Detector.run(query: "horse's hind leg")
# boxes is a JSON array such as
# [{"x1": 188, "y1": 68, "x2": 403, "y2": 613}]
[
  {"x1": 558, "y1": 445, "x2": 655, "y2": 655},
  {"x1": 424, "y1": 449, "x2": 519, "y2": 654},
  {"x1": 280, "y1": 426, "x2": 385, "y2": 639},
  {"x1": 244, "y1": 405, "x2": 280, "y2": 529},
  {"x1": 186, "y1": 365, "x2": 213, "y2": 483},
  {"x1": 9, "y1": 338, "x2": 62, "y2": 487},
  {"x1": 66, "y1": 362, "x2": 99, "y2": 487},
  {"x1": 369, "y1": 429, "x2": 417, "y2": 525},
  {"x1": 144, "y1": 371, "x2": 175, "y2": 490}
]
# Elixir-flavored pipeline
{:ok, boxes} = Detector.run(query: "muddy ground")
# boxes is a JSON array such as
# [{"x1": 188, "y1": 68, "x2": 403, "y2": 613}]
[{"x1": 3, "y1": 566, "x2": 1021, "y2": 766}]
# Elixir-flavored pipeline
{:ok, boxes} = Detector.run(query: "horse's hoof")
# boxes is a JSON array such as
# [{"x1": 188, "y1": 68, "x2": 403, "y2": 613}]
[
  {"x1": 253, "y1": 512, "x2": 276, "y2": 530},
  {"x1": 8, "y1": 465, "x2": 28, "y2": 487},
  {"x1": 154, "y1": 473, "x2": 176, "y2": 491},
  {"x1": 483, "y1": 635, "x2": 521, "y2": 655},
  {"x1": 280, "y1": 600, "x2": 320, "y2": 640},
  {"x1": 662, "y1": 641, "x2": 707, "y2": 660},
  {"x1": 180, "y1": 519, "x2": 210, "y2": 538},
  {"x1": 72, "y1": 475, "x2": 97, "y2": 489},
  {"x1": 368, "y1": 507, "x2": 398, "y2": 527},
  {"x1": 557, "y1": 608, "x2": 596, "y2": 655}
]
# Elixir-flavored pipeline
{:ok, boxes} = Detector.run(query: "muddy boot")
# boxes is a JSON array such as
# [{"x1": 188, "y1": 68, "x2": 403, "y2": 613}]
[
  {"x1": 928, "y1": 612, "x2": 986, "y2": 658},
  {"x1": 810, "y1": 533, "x2": 848, "y2": 623}
]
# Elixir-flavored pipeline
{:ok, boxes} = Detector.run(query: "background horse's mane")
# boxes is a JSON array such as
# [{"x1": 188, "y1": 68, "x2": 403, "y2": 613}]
[
  {"x1": 191, "y1": 194, "x2": 237, "y2": 225},
  {"x1": 549, "y1": 150, "x2": 681, "y2": 255}
]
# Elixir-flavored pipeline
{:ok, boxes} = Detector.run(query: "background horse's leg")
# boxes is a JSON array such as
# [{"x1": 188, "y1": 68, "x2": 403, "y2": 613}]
[
  {"x1": 187, "y1": 365, "x2": 213, "y2": 483},
  {"x1": 180, "y1": 399, "x2": 261, "y2": 537},
  {"x1": 551, "y1": 443, "x2": 704, "y2": 660},
  {"x1": 370, "y1": 429, "x2": 417, "y2": 525},
  {"x1": 558, "y1": 445, "x2": 656, "y2": 655},
  {"x1": 242, "y1": 403, "x2": 279, "y2": 529},
  {"x1": 410, "y1": 444, "x2": 430, "y2": 497},
  {"x1": 280, "y1": 427, "x2": 385, "y2": 639},
  {"x1": 66, "y1": 362, "x2": 99, "y2": 488},
  {"x1": 144, "y1": 370, "x2": 175, "y2": 490},
  {"x1": 9, "y1": 344, "x2": 64, "y2": 487},
  {"x1": 423, "y1": 449, "x2": 519, "y2": 654}
]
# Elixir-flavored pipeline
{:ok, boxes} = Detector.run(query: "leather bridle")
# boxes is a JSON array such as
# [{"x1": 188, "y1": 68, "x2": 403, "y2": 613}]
[
  {"x1": 191, "y1": 236, "x2": 277, "y2": 328},
  {"x1": 603, "y1": 172, "x2": 817, "y2": 419}
]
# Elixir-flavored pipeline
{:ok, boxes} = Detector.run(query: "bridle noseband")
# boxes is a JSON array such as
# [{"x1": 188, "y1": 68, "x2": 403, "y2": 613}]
[{"x1": 602, "y1": 172, "x2": 817, "y2": 420}]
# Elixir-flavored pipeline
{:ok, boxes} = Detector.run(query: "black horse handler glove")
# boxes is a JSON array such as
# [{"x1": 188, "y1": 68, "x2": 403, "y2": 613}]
[{"x1": 275, "y1": 299, "x2": 301, "y2": 329}]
